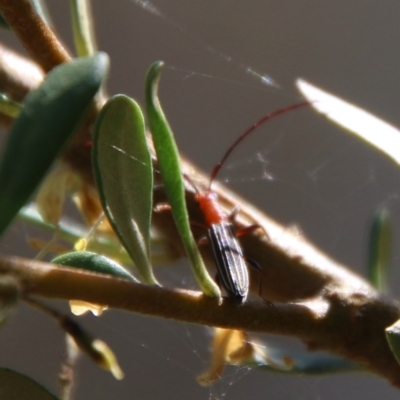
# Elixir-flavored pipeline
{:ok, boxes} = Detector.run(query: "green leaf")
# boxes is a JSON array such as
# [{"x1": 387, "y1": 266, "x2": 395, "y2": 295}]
[
  {"x1": 93, "y1": 95, "x2": 158, "y2": 285},
  {"x1": 0, "y1": 368, "x2": 59, "y2": 399},
  {"x1": 52, "y1": 251, "x2": 138, "y2": 281},
  {"x1": 0, "y1": 276, "x2": 19, "y2": 326},
  {"x1": 19, "y1": 203, "x2": 133, "y2": 264},
  {"x1": 0, "y1": 14, "x2": 8, "y2": 29},
  {"x1": 145, "y1": 61, "x2": 220, "y2": 299},
  {"x1": 70, "y1": 0, "x2": 96, "y2": 57},
  {"x1": 0, "y1": 93, "x2": 21, "y2": 118},
  {"x1": 0, "y1": 53, "x2": 109, "y2": 237},
  {"x1": 386, "y1": 319, "x2": 400, "y2": 366},
  {"x1": 59, "y1": 318, "x2": 124, "y2": 380},
  {"x1": 296, "y1": 79, "x2": 400, "y2": 167},
  {"x1": 19, "y1": 203, "x2": 175, "y2": 267},
  {"x1": 368, "y1": 206, "x2": 391, "y2": 292},
  {"x1": 250, "y1": 349, "x2": 361, "y2": 375}
]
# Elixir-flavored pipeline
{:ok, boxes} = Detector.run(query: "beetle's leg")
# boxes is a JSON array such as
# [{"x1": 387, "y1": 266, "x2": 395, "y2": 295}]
[
  {"x1": 153, "y1": 203, "x2": 171, "y2": 213},
  {"x1": 229, "y1": 207, "x2": 270, "y2": 240},
  {"x1": 198, "y1": 236, "x2": 209, "y2": 246},
  {"x1": 245, "y1": 257, "x2": 273, "y2": 306},
  {"x1": 154, "y1": 203, "x2": 208, "y2": 232},
  {"x1": 236, "y1": 224, "x2": 264, "y2": 237},
  {"x1": 246, "y1": 257, "x2": 261, "y2": 271},
  {"x1": 228, "y1": 206, "x2": 240, "y2": 222}
]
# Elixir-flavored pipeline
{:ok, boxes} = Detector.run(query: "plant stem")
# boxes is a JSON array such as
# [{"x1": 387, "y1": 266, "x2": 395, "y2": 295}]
[
  {"x1": 0, "y1": 0, "x2": 70, "y2": 72},
  {"x1": 1, "y1": 255, "x2": 400, "y2": 388},
  {"x1": 70, "y1": 0, "x2": 97, "y2": 57}
]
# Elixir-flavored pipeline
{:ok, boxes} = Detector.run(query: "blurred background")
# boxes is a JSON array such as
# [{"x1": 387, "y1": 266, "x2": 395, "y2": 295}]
[{"x1": 1, "y1": 1, "x2": 400, "y2": 398}]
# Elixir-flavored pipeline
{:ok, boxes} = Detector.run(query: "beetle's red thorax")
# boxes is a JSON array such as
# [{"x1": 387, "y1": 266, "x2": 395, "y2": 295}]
[{"x1": 196, "y1": 191, "x2": 227, "y2": 227}]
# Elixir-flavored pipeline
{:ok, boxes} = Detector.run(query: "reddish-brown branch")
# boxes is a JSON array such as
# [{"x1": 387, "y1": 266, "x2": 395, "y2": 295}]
[
  {"x1": 0, "y1": 44, "x2": 43, "y2": 101},
  {"x1": 0, "y1": 256, "x2": 400, "y2": 388},
  {"x1": 0, "y1": 0, "x2": 70, "y2": 72}
]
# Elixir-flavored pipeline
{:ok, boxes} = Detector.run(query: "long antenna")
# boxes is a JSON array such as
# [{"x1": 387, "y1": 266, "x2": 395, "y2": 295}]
[
  {"x1": 209, "y1": 101, "x2": 310, "y2": 189},
  {"x1": 183, "y1": 172, "x2": 200, "y2": 194}
]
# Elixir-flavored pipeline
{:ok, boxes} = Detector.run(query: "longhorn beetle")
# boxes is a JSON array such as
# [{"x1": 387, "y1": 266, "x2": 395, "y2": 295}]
[{"x1": 186, "y1": 101, "x2": 310, "y2": 303}]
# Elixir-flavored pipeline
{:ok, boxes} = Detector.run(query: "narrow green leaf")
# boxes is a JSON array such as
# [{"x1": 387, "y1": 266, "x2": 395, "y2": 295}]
[
  {"x1": 19, "y1": 203, "x2": 176, "y2": 267},
  {"x1": 386, "y1": 319, "x2": 400, "y2": 366},
  {"x1": 0, "y1": 53, "x2": 109, "y2": 237},
  {"x1": 0, "y1": 93, "x2": 21, "y2": 118},
  {"x1": 368, "y1": 206, "x2": 391, "y2": 292},
  {"x1": 93, "y1": 95, "x2": 158, "y2": 285},
  {"x1": 296, "y1": 79, "x2": 400, "y2": 167},
  {"x1": 0, "y1": 368, "x2": 59, "y2": 399},
  {"x1": 70, "y1": 0, "x2": 96, "y2": 57},
  {"x1": 145, "y1": 61, "x2": 220, "y2": 299},
  {"x1": 59, "y1": 318, "x2": 124, "y2": 380},
  {"x1": 253, "y1": 350, "x2": 361, "y2": 375},
  {"x1": 0, "y1": 14, "x2": 8, "y2": 29},
  {"x1": 52, "y1": 251, "x2": 138, "y2": 282},
  {"x1": 0, "y1": 276, "x2": 19, "y2": 326}
]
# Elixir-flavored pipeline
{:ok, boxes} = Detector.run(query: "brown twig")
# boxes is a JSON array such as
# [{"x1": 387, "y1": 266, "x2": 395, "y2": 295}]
[
  {"x1": 0, "y1": 44, "x2": 43, "y2": 126},
  {"x1": 58, "y1": 335, "x2": 79, "y2": 400},
  {"x1": 0, "y1": 0, "x2": 70, "y2": 72},
  {"x1": 0, "y1": 44, "x2": 43, "y2": 100},
  {"x1": 0, "y1": 256, "x2": 400, "y2": 387}
]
